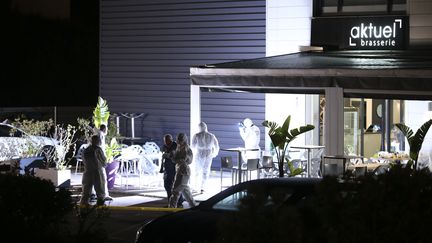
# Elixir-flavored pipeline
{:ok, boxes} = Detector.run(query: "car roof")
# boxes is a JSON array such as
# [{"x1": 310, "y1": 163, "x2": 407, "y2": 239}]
[{"x1": 200, "y1": 177, "x2": 321, "y2": 208}]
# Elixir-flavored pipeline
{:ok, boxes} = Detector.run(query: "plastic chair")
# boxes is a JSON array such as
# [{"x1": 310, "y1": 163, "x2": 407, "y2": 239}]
[
  {"x1": 243, "y1": 158, "x2": 260, "y2": 181},
  {"x1": 74, "y1": 143, "x2": 89, "y2": 174},
  {"x1": 354, "y1": 166, "x2": 367, "y2": 177},
  {"x1": 220, "y1": 156, "x2": 236, "y2": 191},
  {"x1": 142, "y1": 142, "x2": 163, "y2": 172},
  {"x1": 323, "y1": 163, "x2": 339, "y2": 176},
  {"x1": 372, "y1": 164, "x2": 390, "y2": 176},
  {"x1": 259, "y1": 155, "x2": 274, "y2": 178},
  {"x1": 310, "y1": 149, "x2": 324, "y2": 177}
]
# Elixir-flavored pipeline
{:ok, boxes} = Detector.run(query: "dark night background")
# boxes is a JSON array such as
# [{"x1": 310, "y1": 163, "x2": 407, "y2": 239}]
[{"x1": 1, "y1": 0, "x2": 99, "y2": 107}]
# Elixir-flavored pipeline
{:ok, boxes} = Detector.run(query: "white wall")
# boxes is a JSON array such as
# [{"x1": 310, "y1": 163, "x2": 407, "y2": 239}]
[
  {"x1": 266, "y1": 0, "x2": 312, "y2": 56},
  {"x1": 264, "y1": 0, "x2": 314, "y2": 154},
  {"x1": 409, "y1": 0, "x2": 432, "y2": 46}
]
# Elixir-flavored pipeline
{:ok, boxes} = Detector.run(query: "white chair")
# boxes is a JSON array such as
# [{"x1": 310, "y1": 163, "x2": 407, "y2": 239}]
[
  {"x1": 142, "y1": 142, "x2": 163, "y2": 172},
  {"x1": 116, "y1": 145, "x2": 143, "y2": 189},
  {"x1": 259, "y1": 155, "x2": 274, "y2": 178},
  {"x1": 310, "y1": 149, "x2": 324, "y2": 178},
  {"x1": 74, "y1": 143, "x2": 89, "y2": 174}
]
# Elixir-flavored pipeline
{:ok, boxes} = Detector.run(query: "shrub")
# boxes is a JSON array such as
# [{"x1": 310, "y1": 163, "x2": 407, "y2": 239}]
[
  {"x1": 0, "y1": 174, "x2": 74, "y2": 242},
  {"x1": 216, "y1": 166, "x2": 432, "y2": 243}
]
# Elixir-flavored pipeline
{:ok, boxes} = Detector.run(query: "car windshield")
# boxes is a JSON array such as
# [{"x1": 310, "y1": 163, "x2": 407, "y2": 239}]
[
  {"x1": 0, "y1": 125, "x2": 23, "y2": 137},
  {"x1": 212, "y1": 186, "x2": 296, "y2": 211}
]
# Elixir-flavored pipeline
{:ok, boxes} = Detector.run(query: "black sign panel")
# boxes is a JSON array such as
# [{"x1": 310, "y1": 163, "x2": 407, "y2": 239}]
[{"x1": 311, "y1": 16, "x2": 409, "y2": 50}]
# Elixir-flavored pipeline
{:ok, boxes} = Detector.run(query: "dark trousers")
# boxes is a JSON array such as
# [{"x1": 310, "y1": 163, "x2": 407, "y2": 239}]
[{"x1": 164, "y1": 172, "x2": 184, "y2": 204}]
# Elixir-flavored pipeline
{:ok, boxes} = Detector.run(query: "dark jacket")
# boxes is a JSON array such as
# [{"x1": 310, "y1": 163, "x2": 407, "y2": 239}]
[
  {"x1": 161, "y1": 141, "x2": 177, "y2": 176},
  {"x1": 83, "y1": 145, "x2": 107, "y2": 172}
]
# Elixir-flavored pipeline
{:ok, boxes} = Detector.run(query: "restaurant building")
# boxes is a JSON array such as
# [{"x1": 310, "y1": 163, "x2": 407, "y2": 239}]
[{"x1": 100, "y1": 0, "x2": 432, "y2": 168}]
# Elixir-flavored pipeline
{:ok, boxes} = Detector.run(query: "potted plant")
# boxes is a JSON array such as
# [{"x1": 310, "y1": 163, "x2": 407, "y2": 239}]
[
  {"x1": 395, "y1": 119, "x2": 432, "y2": 171},
  {"x1": 35, "y1": 124, "x2": 77, "y2": 188},
  {"x1": 262, "y1": 115, "x2": 315, "y2": 177},
  {"x1": 92, "y1": 96, "x2": 122, "y2": 188},
  {"x1": 105, "y1": 138, "x2": 121, "y2": 189}
]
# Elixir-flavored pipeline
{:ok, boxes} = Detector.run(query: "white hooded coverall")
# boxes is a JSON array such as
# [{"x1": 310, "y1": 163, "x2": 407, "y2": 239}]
[
  {"x1": 239, "y1": 118, "x2": 261, "y2": 163},
  {"x1": 191, "y1": 122, "x2": 219, "y2": 191}
]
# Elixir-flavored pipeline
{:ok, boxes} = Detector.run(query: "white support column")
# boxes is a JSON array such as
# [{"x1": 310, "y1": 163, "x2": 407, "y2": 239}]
[
  {"x1": 190, "y1": 85, "x2": 201, "y2": 144},
  {"x1": 324, "y1": 87, "x2": 344, "y2": 156}
]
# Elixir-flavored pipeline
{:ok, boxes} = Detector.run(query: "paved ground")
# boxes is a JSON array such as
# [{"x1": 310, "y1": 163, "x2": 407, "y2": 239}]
[
  {"x1": 70, "y1": 168, "x2": 252, "y2": 208},
  {"x1": 68, "y1": 166, "x2": 264, "y2": 242},
  {"x1": 69, "y1": 169, "x2": 251, "y2": 243}
]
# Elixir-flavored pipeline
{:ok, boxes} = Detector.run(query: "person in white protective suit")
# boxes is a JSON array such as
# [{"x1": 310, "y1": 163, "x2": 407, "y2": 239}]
[
  {"x1": 92, "y1": 124, "x2": 112, "y2": 201},
  {"x1": 239, "y1": 118, "x2": 261, "y2": 165},
  {"x1": 191, "y1": 122, "x2": 220, "y2": 193},
  {"x1": 80, "y1": 135, "x2": 107, "y2": 206},
  {"x1": 168, "y1": 133, "x2": 197, "y2": 208}
]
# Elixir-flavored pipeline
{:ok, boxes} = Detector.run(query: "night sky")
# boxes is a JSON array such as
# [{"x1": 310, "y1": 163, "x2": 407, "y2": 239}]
[{"x1": 2, "y1": 0, "x2": 99, "y2": 107}]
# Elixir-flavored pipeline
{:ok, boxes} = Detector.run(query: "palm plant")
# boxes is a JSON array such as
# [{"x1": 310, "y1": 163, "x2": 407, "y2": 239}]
[
  {"x1": 93, "y1": 96, "x2": 110, "y2": 128},
  {"x1": 262, "y1": 115, "x2": 315, "y2": 177},
  {"x1": 395, "y1": 119, "x2": 432, "y2": 170},
  {"x1": 92, "y1": 97, "x2": 121, "y2": 163}
]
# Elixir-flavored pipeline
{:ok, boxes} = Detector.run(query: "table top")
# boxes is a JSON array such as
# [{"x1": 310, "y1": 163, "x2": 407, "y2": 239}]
[
  {"x1": 221, "y1": 147, "x2": 259, "y2": 152},
  {"x1": 347, "y1": 163, "x2": 382, "y2": 170},
  {"x1": 291, "y1": 145, "x2": 325, "y2": 150},
  {"x1": 323, "y1": 154, "x2": 364, "y2": 159}
]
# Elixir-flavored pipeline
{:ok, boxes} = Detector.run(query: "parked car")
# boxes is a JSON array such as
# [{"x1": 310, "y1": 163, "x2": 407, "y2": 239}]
[
  {"x1": 0, "y1": 123, "x2": 58, "y2": 161},
  {"x1": 135, "y1": 177, "x2": 321, "y2": 243}
]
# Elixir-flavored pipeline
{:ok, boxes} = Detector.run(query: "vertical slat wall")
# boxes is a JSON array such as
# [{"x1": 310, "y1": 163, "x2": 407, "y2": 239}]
[
  {"x1": 100, "y1": 0, "x2": 266, "y2": 154},
  {"x1": 409, "y1": 0, "x2": 432, "y2": 46},
  {"x1": 200, "y1": 92, "x2": 265, "y2": 169}
]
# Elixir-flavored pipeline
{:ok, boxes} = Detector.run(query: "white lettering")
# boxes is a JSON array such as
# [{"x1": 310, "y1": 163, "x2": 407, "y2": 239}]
[
  {"x1": 382, "y1": 26, "x2": 392, "y2": 38},
  {"x1": 348, "y1": 19, "x2": 403, "y2": 49},
  {"x1": 361, "y1": 23, "x2": 368, "y2": 38},
  {"x1": 351, "y1": 26, "x2": 360, "y2": 38},
  {"x1": 373, "y1": 26, "x2": 382, "y2": 38}
]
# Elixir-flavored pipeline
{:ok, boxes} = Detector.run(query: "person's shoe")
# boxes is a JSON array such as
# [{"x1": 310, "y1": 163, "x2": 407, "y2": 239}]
[
  {"x1": 79, "y1": 202, "x2": 91, "y2": 208},
  {"x1": 96, "y1": 199, "x2": 105, "y2": 206},
  {"x1": 90, "y1": 194, "x2": 97, "y2": 202},
  {"x1": 104, "y1": 196, "x2": 113, "y2": 201}
]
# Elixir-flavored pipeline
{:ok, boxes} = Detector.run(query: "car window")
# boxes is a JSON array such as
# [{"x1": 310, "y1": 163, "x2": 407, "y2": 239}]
[
  {"x1": 0, "y1": 125, "x2": 24, "y2": 137},
  {"x1": 0, "y1": 125, "x2": 12, "y2": 137},
  {"x1": 211, "y1": 186, "x2": 297, "y2": 211},
  {"x1": 212, "y1": 190, "x2": 248, "y2": 211}
]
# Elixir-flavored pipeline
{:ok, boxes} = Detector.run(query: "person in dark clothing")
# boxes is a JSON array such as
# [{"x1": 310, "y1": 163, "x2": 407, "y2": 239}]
[
  {"x1": 80, "y1": 135, "x2": 107, "y2": 206},
  {"x1": 161, "y1": 134, "x2": 184, "y2": 207}
]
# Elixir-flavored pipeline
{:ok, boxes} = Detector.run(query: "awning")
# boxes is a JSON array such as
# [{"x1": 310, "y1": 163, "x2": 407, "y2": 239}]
[{"x1": 190, "y1": 50, "x2": 432, "y2": 99}]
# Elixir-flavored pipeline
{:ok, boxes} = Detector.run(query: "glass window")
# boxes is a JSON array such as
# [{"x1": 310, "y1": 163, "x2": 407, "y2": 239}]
[
  {"x1": 212, "y1": 190, "x2": 248, "y2": 211},
  {"x1": 0, "y1": 125, "x2": 12, "y2": 137},
  {"x1": 343, "y1": 99, "x2": 432, "y2": 166},
  {"x1": 316, "y1": 0, "x2": 406, "y2": 16}
]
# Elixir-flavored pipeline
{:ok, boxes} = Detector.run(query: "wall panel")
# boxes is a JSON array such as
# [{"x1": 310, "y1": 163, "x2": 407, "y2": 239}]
[{"x1": 100, "y1": 0, "x2": 265, "y2": 168}]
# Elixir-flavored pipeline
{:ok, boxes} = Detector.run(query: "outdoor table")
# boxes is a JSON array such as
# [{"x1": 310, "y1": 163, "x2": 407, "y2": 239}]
[
  {"x1": 346, "y1": 162, "x2": 381, "y2": 172},
  {"x1": 221, "y1": 147, "x2": 259, "y2": 184},
  {"x1": 290, "y1": 145, "x2": 325, "y2": 177}
]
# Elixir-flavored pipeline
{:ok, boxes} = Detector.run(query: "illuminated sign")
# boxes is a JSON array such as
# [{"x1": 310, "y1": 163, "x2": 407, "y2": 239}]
[
  {"x1": 311, "y1": 16, "x2": 409, "y2": 50},
  {"x1": 349, "y1": 19, "x2": 403, "y2": 47}
]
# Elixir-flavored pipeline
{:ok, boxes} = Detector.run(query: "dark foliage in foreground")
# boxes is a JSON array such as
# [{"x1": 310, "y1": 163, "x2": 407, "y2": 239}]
[
  {"x1": 0, "y1": 174, "x2": 108, "y2": 243},
  {"x1": 0, "y1": 174, "x2": 74, "y2": 242},
  {"x1": 216, "y1": 165, "x2": 432, "y2": 243}
]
